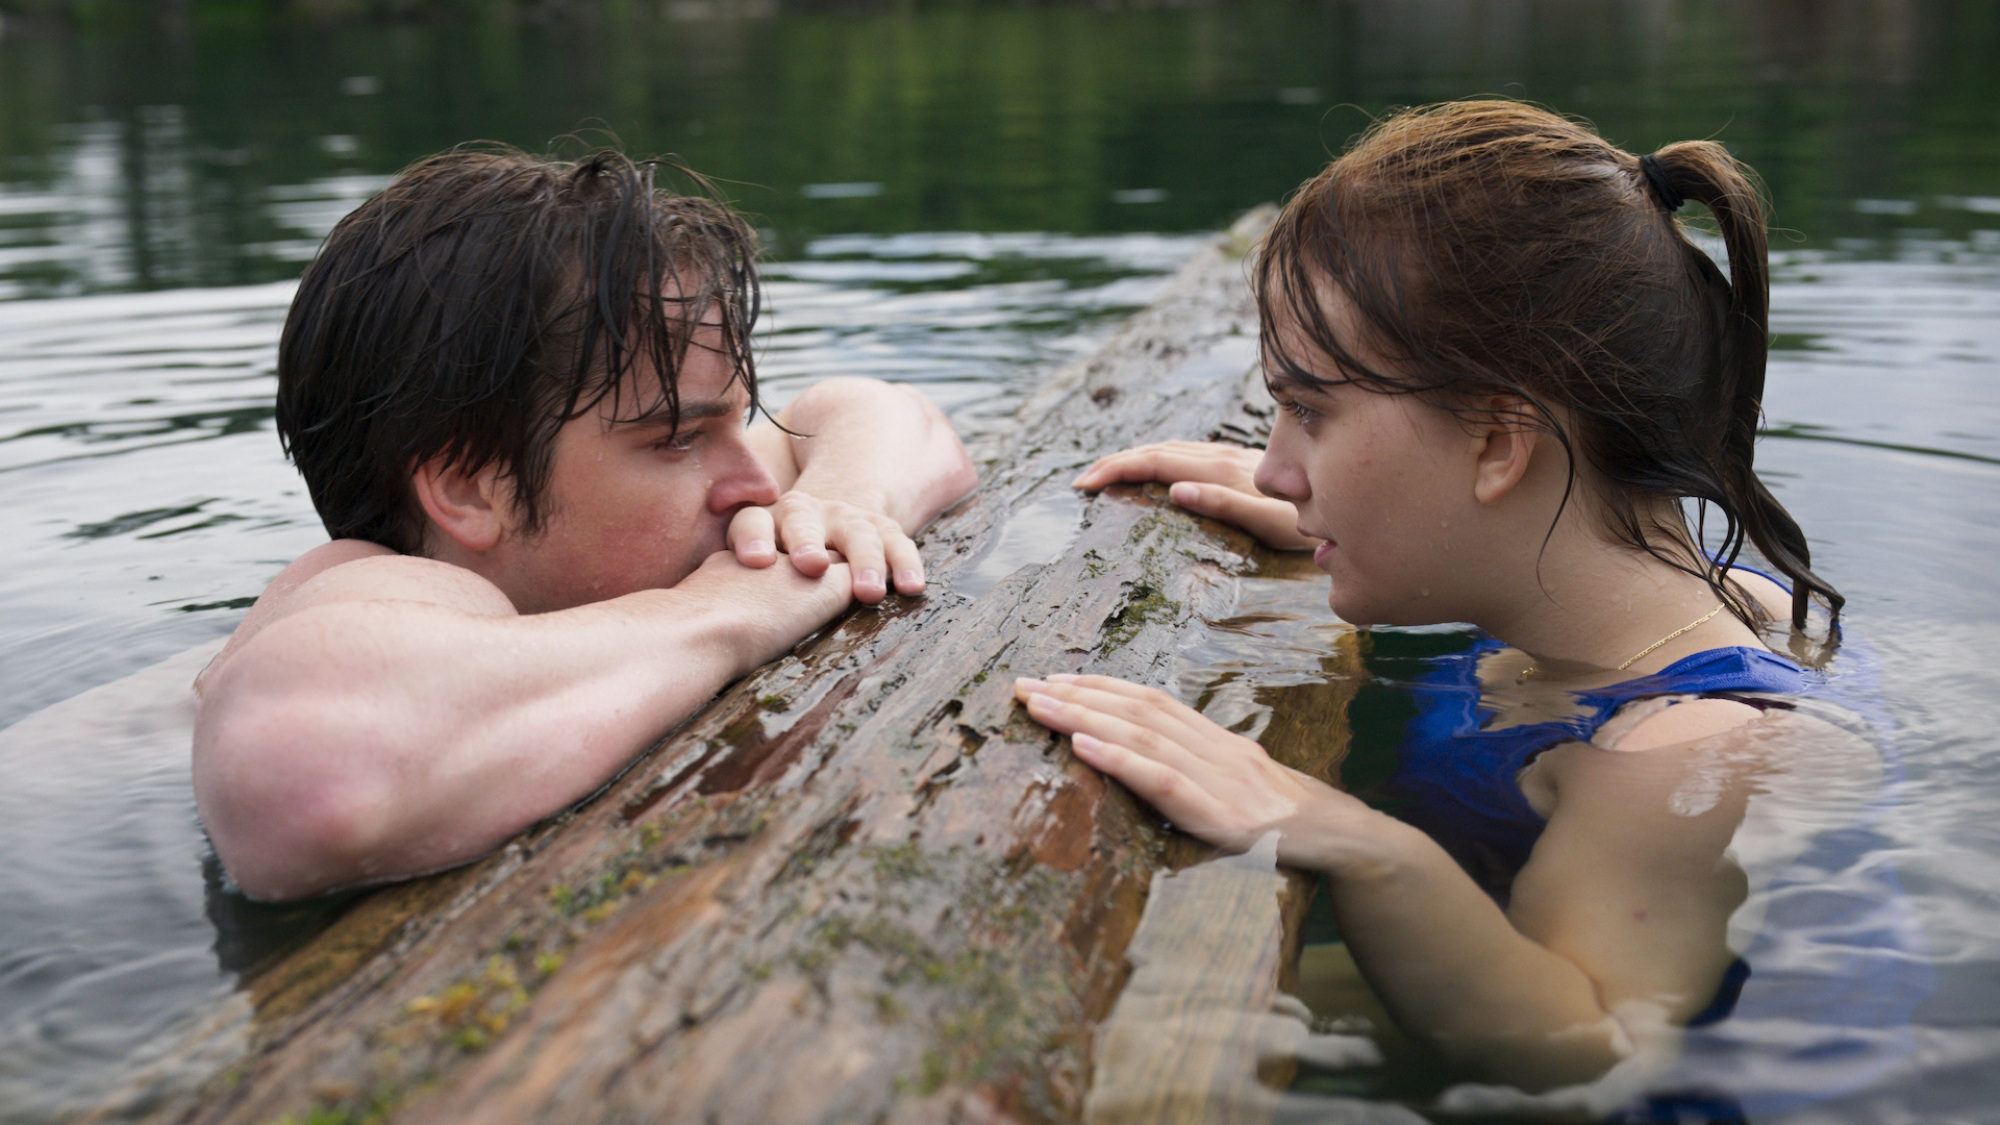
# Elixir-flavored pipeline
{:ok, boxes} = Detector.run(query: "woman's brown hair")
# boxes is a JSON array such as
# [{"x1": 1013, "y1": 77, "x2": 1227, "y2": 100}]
[{"x1": 1258, "y1": 100, "x2": 1839, "y2": 632}]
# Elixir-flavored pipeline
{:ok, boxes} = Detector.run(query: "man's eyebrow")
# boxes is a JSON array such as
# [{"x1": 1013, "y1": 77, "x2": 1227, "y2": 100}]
[{"x1": 609, "y1": 398, "x2": 742, "y2": 430}]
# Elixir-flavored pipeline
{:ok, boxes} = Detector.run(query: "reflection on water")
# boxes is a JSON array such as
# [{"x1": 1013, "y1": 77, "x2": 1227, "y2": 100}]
[{"x1": 0, "y1": 2, "x2": 1996, "y2": 298}]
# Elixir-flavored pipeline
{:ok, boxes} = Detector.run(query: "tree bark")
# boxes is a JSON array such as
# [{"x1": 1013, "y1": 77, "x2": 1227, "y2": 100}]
[{"x1": 112, "y1": 208, "x2": 1386, "y2": 1125}]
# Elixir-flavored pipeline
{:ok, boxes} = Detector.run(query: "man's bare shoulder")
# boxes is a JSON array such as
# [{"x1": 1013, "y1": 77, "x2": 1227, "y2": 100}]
[{"x1": 199, "y1": 540, "x2": 514, "y2": 693}]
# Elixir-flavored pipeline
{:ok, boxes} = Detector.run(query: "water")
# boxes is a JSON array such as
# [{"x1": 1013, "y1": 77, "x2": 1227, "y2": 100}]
[{"x1": 0, "y1": 2, "x2": 1996, "y2": 1122}]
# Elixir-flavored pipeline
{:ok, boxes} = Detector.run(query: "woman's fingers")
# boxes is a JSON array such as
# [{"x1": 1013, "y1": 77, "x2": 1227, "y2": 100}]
[
  {"x1": 1015, "y1": 682, "x2": 1287, "y2": 852},
  {"x1": 1166, "y1": 482, "x2": 1318, "y2": 551},
  {"x1": 1014, "y1": 685, "x2": 1206, "y2": 769},
  {"x1": 1070, "y1": 732, "x2": 1235, "y2": 835},
  {"x1": 726, "y1": 505, "x2": 778, "y2": 568},
  {"x1": 1072, "y1": 442, "x2": 1263, "y2": 492},
  {"x1": 1015, "y1": 675, "x2": 1257, "y2": 779},
  {"x1": 1035, "y1": 674, "x2": 1226, "y2": 749}
]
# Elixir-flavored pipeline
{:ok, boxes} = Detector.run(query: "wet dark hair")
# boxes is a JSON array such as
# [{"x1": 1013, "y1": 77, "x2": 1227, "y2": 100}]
[
  {"x1": 276, "y1": 146, "x2": 762, "y2": 556},
  {"x1": 1258, "y1": 100, "x2": 1840, "y2": 631}
]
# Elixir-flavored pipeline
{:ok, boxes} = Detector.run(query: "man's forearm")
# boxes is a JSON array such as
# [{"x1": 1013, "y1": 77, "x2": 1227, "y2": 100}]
[{"x1": 195, "y1": 561, "x2": 843, "y2": 900}]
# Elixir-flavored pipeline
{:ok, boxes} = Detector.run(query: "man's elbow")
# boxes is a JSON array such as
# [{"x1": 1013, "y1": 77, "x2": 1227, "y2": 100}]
[{"x1": 193, "y1": 687, "x2": 397, "y2": 901}]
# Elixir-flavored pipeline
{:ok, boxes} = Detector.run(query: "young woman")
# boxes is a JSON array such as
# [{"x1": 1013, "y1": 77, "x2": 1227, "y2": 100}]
[{"x1": 1013, "y1": 102, "x2": 1923, "y2": 1103}]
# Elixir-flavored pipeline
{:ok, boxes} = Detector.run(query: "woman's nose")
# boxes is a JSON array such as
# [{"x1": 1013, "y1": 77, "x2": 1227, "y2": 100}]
[{"x1": 1253, "y1": 439, "x2": 1308, "y2": 504}]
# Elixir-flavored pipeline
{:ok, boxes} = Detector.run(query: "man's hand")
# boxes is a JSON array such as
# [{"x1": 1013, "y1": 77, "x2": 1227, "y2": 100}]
[
  {"x1": 725, "y1": 493, "x2": 919, "y2": 605},
  {"x1": 744, "y1": 378, "x2": 977, "y2": 603},
  {"x1": 1072, "y1": 440, "x2": 1316, "y2": 551}
]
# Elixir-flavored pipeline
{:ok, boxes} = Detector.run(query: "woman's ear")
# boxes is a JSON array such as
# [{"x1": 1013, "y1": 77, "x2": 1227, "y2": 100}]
[
  {"x1": 1470, "y1": 396, "x2": 1544, "y2": 506},
  {"x1": 410, "y1": 457, "x2": 513, "y2": 554}
]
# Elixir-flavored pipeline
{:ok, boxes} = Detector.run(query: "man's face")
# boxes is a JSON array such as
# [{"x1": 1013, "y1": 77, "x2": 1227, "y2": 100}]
[{"x1": 491, "y1": 327, "x2": 780, "y2": 615}]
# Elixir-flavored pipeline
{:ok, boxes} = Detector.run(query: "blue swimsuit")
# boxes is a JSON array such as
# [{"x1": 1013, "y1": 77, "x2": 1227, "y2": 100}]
[
  {"x1": 1379, "y1": 624, "x2": 1935, "y2": 1119},
  {"x1": 1388, "y1": 640, "x2": 1810, "y2": 906}
]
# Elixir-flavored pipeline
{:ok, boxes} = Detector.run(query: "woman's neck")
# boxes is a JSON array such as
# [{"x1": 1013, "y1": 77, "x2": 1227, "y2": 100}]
[{"x1": 1470, "y1": 528, "x2": 1762, "y2": 679}]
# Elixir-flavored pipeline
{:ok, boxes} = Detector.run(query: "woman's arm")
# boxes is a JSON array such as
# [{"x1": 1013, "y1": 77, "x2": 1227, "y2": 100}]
[{"x1": 1012, "y1": 673, "x2": 1799, "y2": 1091}]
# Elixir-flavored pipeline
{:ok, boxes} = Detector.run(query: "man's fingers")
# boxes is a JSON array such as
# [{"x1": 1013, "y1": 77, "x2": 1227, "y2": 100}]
[
  {"x1": 883, "y1": 533, "x2": 926, "y2": 596},
  {"x1": 727, "y1": 506, "x2": 778, "y2": 568},
  {"x1": 828, "y1": 521, "x2": 890, "y2": 605},
  {"x1": 773, "y1": 494, "x2": 830, "y2": 576},
  {"x1": 1167, "y1": 482, "x2": 1317, "y2": 551}
]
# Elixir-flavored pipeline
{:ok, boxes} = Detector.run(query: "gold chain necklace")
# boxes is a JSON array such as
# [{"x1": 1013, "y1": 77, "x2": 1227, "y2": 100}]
[{"x1": 1519, "y1": 603, "x2": 1726, "y2": 682}]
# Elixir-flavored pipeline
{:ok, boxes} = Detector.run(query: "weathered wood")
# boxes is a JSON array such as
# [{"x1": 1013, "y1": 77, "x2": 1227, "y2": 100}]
[{"x1": 109, "y1": 208, "x2": 1384, "y2": 1125}]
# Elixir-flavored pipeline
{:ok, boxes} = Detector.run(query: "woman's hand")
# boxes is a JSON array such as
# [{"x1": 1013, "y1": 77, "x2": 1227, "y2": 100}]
[
  {"x1": 1071, "y1": 441, "x2": 1317, "y2": 551},
  {"x1": 727, "y1": 492, "x2": 921, "y2": 605},
  {"x1": 1013, "y1": 673, "x2": 1370, "y2": 868}
]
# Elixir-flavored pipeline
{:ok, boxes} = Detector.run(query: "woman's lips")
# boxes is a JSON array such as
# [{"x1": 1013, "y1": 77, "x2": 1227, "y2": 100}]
[{"x1": 1313, "y1": 540, "x2": 1336, "y2": 568}]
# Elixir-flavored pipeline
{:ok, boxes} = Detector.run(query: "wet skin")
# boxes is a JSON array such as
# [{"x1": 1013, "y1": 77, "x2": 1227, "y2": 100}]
[
  {"x1": 193, "y1": 342, "x2": 975, "y2": 901},
  {"x1": 1032, "y1": 295, "x2": 1866, "y2": 1093}
]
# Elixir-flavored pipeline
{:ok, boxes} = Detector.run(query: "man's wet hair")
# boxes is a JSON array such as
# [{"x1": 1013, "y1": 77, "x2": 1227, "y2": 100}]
[{"x1": 276, "y1": 146, "x2": 762, "y2": 555}]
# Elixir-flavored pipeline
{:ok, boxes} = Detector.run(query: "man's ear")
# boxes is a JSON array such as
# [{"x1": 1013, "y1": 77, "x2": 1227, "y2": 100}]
[
  {"x1": 1470, "y1": 396, "x2": 1544, "y2": 506},
  {"x1": 410, "y1": 456, "x2": 513, "y2": 553}
]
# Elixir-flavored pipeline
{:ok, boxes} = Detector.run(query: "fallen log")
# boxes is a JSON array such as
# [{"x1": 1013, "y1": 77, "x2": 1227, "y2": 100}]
[{"x1": 110, "y1": 207, "x2": 1384, "y2": 1125}]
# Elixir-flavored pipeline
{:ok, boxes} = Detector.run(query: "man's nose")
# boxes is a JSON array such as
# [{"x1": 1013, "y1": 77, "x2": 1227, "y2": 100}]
[{"x1": 708, "y1": 442, "x2": 781, "y2": 513}]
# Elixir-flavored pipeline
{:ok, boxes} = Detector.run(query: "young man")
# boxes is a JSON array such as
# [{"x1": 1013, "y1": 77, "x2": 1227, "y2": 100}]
[{"x1": 193, "y1": 150, "x2": 976, "y2": 902}]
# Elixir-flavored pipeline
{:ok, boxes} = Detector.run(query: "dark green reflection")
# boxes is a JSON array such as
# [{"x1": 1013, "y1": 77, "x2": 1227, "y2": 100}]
[{"x1": 0, "y1": 0, "x2": 1995, "y2": 295}]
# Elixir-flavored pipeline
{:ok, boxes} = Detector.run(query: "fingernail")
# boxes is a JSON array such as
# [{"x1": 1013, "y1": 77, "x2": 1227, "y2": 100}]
[
  {"x1": 1171, "y1": 482, "x2": 1200, "y2": 504},
  {"x1": 1073, "y1": 732, "x2": 1104, "y2": 753},
  {"x1": 1047, "y1": 673, "x2": 1079, "y2": 683},
  {"x1": 858, "y1": 569, "x2": 883, "y2": 590},
  {"x1": 745, "y1": 539, "x2": 773, "y2": 556},
  {"x1": 894, "y1": 569, "x2": 922, "y2": 591},
  {"x1": 1014, "y1": 677, "x2": 1047, "y2": 692}
]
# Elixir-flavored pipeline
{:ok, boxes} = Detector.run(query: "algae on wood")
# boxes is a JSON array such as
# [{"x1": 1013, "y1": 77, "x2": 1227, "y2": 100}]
[{"x1": 111, "y1": 208, "x2": 1386, "y2": 1125}]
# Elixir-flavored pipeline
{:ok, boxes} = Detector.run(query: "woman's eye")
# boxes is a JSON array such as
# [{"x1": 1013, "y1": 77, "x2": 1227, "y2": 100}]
[{"x1": 1281, "y1": 398, "x2": 1318, "y2": 424}]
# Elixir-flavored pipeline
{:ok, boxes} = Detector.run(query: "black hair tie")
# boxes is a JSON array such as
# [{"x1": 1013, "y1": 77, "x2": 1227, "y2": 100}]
[{"x1": 1639, "y1": 154, "x2": 1686, "y2": 213}]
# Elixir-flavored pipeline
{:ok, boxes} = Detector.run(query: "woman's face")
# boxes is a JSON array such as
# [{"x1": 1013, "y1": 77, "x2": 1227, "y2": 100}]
[{"x1": 1251, "y1": 294, "x2": 1493, "y2": 627}]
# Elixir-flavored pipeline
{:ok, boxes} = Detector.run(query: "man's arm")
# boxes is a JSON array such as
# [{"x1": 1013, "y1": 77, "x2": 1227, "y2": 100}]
[
  {"x1": 734, "y1": 378, "x2": 979, "y2": 600},
  {"x1": 194, "y1": 548, "x2": 851, "y2": 901}
]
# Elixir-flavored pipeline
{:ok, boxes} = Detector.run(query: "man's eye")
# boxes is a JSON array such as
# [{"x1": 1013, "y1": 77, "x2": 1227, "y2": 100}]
[{"x1": 654, "y1": 430, "x2": 699, "y2": 453}]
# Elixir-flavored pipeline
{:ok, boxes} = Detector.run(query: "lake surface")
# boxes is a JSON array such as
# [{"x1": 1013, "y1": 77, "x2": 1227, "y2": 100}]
[{"x1": 0, "y1": 2, "x2": 1996, "y2": 1122}]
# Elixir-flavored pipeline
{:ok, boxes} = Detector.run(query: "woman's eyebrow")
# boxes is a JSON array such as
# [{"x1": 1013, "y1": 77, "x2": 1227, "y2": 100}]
[{"x1": 1265, "y1": 371, "x2": 1334, "y2": 397}]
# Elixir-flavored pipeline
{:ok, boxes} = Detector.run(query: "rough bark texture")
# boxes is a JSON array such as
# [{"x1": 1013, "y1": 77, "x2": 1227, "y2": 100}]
[{"x1": 107, "y1": 208, "x2": 1378, "y2": 1125}]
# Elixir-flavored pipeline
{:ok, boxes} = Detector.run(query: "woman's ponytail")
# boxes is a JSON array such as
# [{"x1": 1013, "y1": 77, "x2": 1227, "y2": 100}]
[{"x1": 1644, "y1": 143, "x2": 1844, "y2": 630}]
